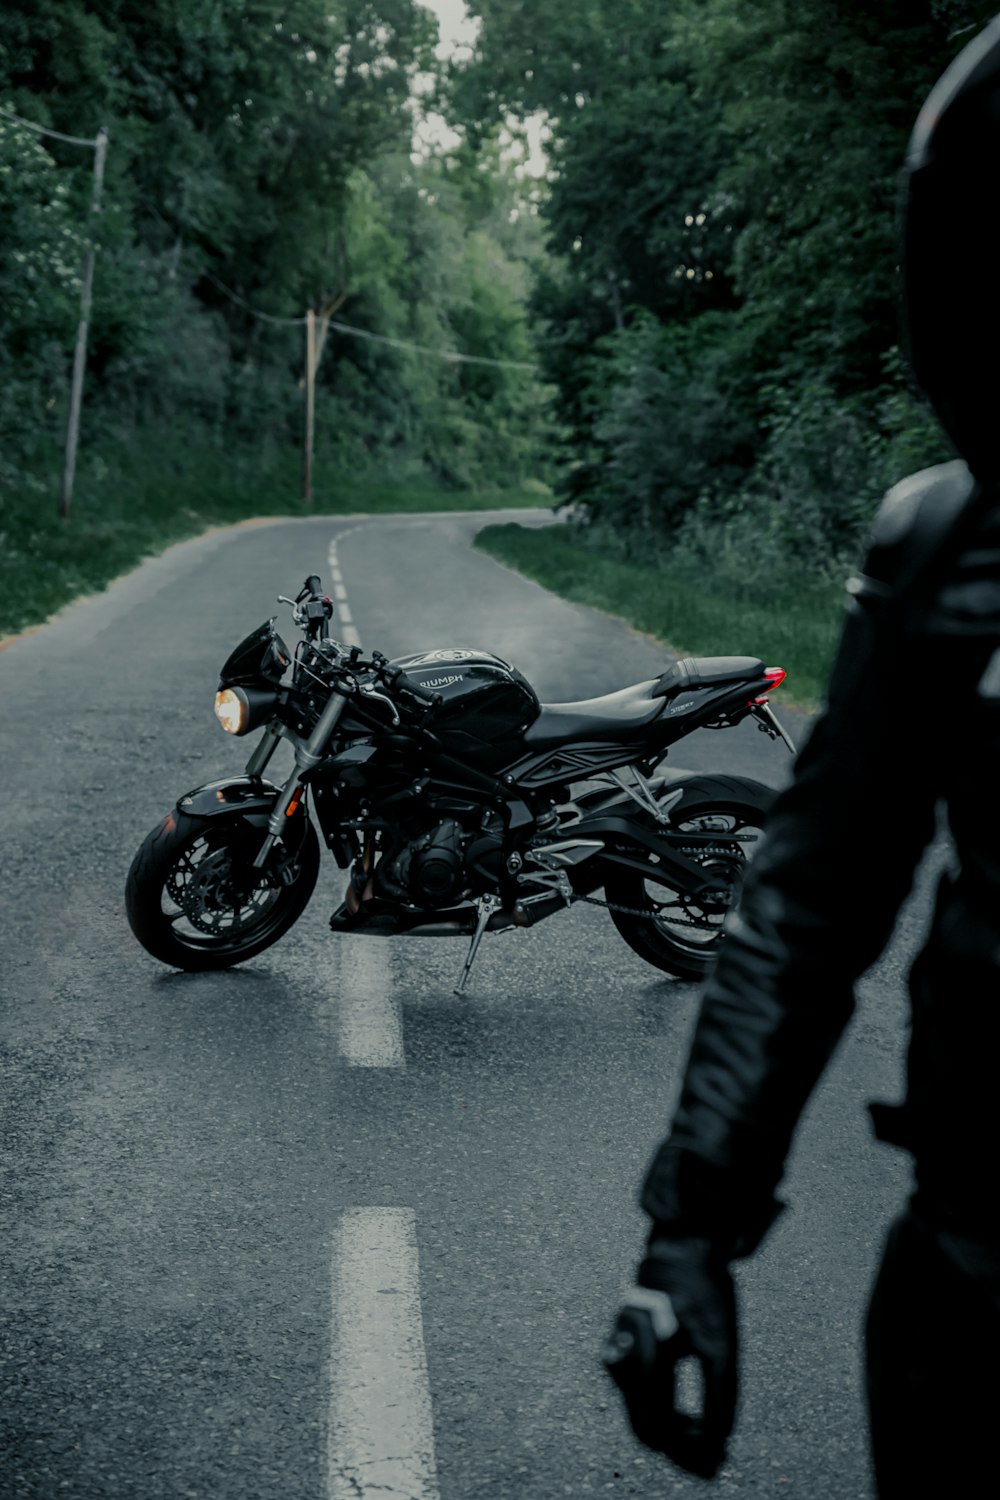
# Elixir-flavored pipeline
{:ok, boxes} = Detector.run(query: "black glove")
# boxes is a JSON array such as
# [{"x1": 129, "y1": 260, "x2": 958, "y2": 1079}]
[{"x1": 602, "y1": 1236, "x2": 738, "y2": 1479}]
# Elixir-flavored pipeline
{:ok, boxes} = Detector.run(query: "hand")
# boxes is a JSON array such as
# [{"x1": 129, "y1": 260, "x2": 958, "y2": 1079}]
[{"x1": 602, "y1": 1236, "x2": 738, "y2": 1479}]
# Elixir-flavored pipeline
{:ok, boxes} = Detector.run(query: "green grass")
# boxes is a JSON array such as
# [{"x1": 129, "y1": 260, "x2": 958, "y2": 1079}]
[
  {"x1": 0, "y1": 441, "x2": 546, "y2": 638},
  {"x1": 475, "y1": 522, "x2": 845, "y2": 710}
]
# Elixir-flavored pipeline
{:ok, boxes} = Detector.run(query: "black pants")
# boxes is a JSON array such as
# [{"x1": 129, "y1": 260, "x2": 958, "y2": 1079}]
[{"x1": 865, "y1": 1208, "x2": 1000, "y2": 1498}]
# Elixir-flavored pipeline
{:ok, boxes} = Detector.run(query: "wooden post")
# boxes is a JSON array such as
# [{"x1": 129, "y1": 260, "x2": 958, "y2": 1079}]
[
  {"x1": 60, "y1": 126, "x2": 108, "y2": 521},
  {"x1": 304, "y1": 306, "x2": 316, "y2": 503}
]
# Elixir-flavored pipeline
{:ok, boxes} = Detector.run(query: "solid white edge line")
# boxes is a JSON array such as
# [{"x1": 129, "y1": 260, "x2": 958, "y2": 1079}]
[{"x1": 328, "y1": 1208, "x2": 440, "y2": 1500}]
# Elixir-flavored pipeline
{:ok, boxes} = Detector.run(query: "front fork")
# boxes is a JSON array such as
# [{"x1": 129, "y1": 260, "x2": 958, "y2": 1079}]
[{"x1": 249, "y1": 690, "x2": 350, "y2": 869}]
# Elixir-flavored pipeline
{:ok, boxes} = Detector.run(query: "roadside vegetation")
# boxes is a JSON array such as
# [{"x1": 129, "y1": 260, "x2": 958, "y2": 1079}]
[
  {"x1": 476, "y1": 521, "x2": 842, "y2": 709},
  {"x1": 0, "y1": 2, "x2": 551, "y2": 635},
  {"x1": 2, "y1": 2, "x2": 993, "y2": 657},
  {"x1": 0, "y1": 442, "x2": 544, "y2": 638}
]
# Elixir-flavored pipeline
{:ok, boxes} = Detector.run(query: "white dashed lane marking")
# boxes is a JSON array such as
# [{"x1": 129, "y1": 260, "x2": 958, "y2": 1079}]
[
  {"x1": 327, "y1": 1209, "x2": 441, "y2": 1500},
  {"x1": 327, "y1": 535, "x2": 361, "y2": 647},
  {"x1": 322, "y1": 534, "x2": 436, "y2": 1496},
  {"x1": 335, "y1": 941, "x2": 405, "y2": 1068},
  {"x1": 324, "y1": 528, "x2": 402, "y2": 1070}
]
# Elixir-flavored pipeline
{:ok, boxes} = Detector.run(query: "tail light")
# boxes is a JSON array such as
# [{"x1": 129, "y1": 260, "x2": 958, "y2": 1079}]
[{"x1": 750, "y1": 667, "x2": 786, "y2": 705}]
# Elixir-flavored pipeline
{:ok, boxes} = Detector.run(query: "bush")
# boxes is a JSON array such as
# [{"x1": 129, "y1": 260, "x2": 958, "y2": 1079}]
[{"x1": 577, "y1": 311, "x2": 757, "y2": 547}]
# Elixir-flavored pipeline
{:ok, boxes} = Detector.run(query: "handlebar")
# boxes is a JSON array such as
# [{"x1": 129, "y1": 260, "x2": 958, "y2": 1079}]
[
  {"x1": 280, "y1": 578, "x2": 442, "y2": 714},
  {"x1": 298, "y1": 575, "x2": 324, "y2": 603},
  {"x1": 283, "y1": 574, "x2": 334, "y2": 640},
  {"x1": 387, "y1": 668, "x2": 443, "y2": 709},
  {"x1": 366, "y1": 652, "x2": 442, "y2": 710}
]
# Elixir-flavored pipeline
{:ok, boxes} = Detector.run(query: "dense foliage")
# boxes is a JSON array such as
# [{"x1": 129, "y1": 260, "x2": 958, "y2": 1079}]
[
  {"x1": 0, "y1": 0, "x2": 550, "y2": 501},
  {"x1": 451, "y1": 0, "x2": 996, "y2": 574},
  {"x1": 3, "y1": 0, "x2": 998, "y2": 580}
]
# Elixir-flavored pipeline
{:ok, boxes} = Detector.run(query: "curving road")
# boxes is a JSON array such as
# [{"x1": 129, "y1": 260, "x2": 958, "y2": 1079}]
[{"x1": 1, "y1": 510, "x2": 931, "y2": 1499}]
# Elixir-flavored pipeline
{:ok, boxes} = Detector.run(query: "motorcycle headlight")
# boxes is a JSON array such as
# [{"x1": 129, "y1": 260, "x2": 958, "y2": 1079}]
[
  {"x1": 214, "y1": 686, "x2": 277, "y2": 736},
  {"x1": 215, "y1": 688, "x2": 248, "y2": 734}
]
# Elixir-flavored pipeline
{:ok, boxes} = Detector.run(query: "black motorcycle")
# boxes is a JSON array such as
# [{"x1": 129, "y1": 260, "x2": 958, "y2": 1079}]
[{"x1": 125, "y1": 575, "x2": 796, "y2": 991}]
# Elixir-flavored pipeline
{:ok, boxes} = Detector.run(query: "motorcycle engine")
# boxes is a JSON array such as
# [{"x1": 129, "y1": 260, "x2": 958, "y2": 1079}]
[{"x1": 373, "y1": 818, "x2": 467, "y2": 907}]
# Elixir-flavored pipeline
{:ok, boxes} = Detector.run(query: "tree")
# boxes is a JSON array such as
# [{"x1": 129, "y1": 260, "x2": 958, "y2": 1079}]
[
  {"x1": 449, "y1": 0, "x2": 993, "y2": 548},
  {"x1": 0, "y1": 113, "x2": 83, "y2": 474},
  {"x1": 0, "y1": 0, "x2": 552, "y2": 489}
]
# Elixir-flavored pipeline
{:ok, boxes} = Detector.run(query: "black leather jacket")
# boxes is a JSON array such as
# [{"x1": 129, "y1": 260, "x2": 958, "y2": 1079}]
[{"x1": 642, "y1": 461, "x2": 1000, "y2": 1257}]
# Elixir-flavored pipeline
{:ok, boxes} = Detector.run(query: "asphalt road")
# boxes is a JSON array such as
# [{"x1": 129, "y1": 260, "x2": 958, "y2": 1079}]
[{"x1": 1, "y1": 510, "x2": 934, "y2": 1500}]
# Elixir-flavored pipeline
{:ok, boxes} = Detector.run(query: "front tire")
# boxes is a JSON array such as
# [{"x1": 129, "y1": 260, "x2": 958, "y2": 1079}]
[
  {"x1": 604, "y1": 775, "x2": 772, "y2": 981},
  {"x1": 125, "y1": 807, "x2": 320, "y2": 970}
]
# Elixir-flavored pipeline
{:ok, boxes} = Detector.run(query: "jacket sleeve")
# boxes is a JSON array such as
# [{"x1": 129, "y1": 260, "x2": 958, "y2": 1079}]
[{"x1": 641, "y1": 465, "x2": 984, "y2": 1255}]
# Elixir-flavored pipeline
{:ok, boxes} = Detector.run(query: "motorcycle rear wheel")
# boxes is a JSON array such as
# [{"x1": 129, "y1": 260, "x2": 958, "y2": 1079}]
[
  {"x1": 125, "y1": 808, "x2": 320, "y2": 971},
  {"x1": 604, "y1": 777, "x2": 771, "y2": 982}
]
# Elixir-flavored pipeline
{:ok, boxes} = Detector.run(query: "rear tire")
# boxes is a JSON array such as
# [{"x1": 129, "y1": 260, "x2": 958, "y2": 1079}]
[
  {"x1": 604, "y1": 775, "x2": 772, "y2": 981},
  {"x1": 125, "y1": 808, "x2": 320, "y2": 971}
]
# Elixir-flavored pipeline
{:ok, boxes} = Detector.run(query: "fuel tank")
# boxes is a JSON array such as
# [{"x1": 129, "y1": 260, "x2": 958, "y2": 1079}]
[{"x1": 392, "y1": 648, "x2": 540, "y2": 769}]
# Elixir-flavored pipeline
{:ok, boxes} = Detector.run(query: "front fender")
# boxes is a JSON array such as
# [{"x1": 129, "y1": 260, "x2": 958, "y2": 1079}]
[
  {"x1": 178, "y1": 775, "x2": 282, "y2": 824},
  {"x1": 175, "y1": 775, "x2": 313, "y2": 855}
]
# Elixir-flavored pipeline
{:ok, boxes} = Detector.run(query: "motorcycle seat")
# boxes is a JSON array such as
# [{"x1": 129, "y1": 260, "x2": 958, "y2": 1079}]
[
  {"x1": 524, "y1": 680, "x2": 665, "y2": 747},
  {"x1": 652, "y1": 655, "x2": 765, "y2": 697}
]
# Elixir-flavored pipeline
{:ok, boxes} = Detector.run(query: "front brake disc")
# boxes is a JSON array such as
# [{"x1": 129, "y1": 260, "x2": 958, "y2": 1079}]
[{"x1": 168, "y1": 842, "x2": 272, "y2": 934}]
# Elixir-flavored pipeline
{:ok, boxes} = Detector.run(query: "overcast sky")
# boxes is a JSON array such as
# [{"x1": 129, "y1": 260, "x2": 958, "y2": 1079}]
[
  {"x1": 415, "y1": 0, "x2": 548, "y2": 177},
  {"x1": 422, "y1": 0, "x2": 480, "y2": 57},
  {"x1": 422, "y1": 0, "x2": 479, "y2": 56}
]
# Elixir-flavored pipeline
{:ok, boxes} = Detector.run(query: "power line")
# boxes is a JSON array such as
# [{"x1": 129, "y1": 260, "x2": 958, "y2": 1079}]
[
  {"x1": 0, "y1": 101, "x2": 99, "y2": 149},
  {"x1": 204, "y1": 270, "x2": 539, "y2": 371},
  {"x1": 3, "y1": 106, "x2": 539, "y2": 371},
  {"x1": 202, "y1": 271, "x2": 307, "y2": 326},
  {"x1": 6, "y1": 96, "x2": 542, "y2": 514},
  {"x1": 327, "y1": 316, "x2": 538, "y2": 372}
]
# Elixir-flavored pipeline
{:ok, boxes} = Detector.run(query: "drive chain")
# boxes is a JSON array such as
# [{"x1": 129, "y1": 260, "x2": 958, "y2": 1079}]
[
  {"x1": 577, "y1": 894, "x2": 718, "y2": 926},
  {"x1": 578, "y1": 839, "x2": 747, "y2": 926}
]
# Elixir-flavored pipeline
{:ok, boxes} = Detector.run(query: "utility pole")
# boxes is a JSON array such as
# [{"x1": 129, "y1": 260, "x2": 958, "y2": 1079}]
[
  {"x1": 304, "y1": 306, "x2": 316, "y2": 503},
  {"x1": 60, "y1": 125, "x2": 108, "y2": 521}
]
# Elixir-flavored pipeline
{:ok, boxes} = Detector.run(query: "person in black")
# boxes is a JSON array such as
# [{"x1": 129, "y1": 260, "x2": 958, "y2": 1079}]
[{"x1": 603, "y1": 17, "x2": 1000, "y2": 1497}]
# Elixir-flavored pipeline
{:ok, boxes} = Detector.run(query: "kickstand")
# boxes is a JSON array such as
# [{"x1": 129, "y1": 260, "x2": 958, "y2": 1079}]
[{"x1": 454, "y1": 895, "x2": 501, "y2": 996}]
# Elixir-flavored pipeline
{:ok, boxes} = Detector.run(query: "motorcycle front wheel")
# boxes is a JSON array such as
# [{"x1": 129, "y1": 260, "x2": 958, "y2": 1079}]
[
  {"x1": 604, "y1": 777, "x2": 771, "y2": 982},
  {"x1": 125, "y1": 808, "x2": 320, "y2": 971}
]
